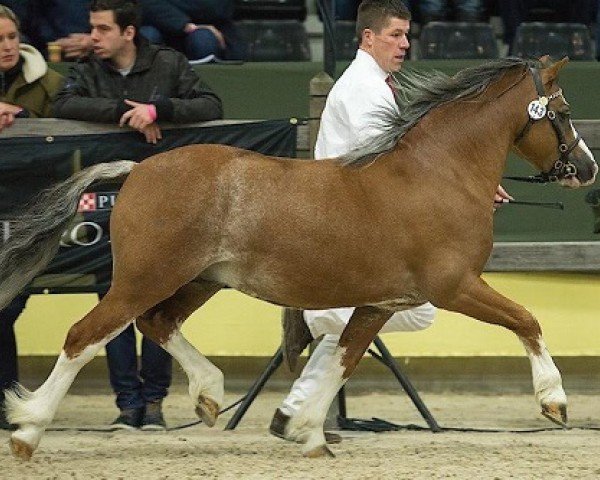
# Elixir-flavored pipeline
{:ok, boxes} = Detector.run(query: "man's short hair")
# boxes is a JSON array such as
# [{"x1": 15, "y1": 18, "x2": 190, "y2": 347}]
[
  {"x1": 0, "y1": 5, "x2": 20, "y2": 31},
  {"x1": 356, "y1": 0, "x2": 411, "y2": 40},
  {"x1": 90, "y1": 0, "x2": 140, "y2": 33}
]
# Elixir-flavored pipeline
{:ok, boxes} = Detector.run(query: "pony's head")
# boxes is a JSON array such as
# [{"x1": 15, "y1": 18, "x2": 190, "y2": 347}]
[{"x1": 512, "y1": 56, "x2": 597, "y2": 188}]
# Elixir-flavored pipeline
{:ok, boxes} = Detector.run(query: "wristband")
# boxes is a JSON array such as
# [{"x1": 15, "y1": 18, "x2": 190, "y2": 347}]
[{"x1": 147, "y1": 104, "x2": 157, "y2": 122}]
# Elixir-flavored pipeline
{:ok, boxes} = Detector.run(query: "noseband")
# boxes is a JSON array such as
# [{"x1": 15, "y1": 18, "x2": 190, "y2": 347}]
[{"x1": 513, "y1": 67, "x2": 580, "y2": 183}]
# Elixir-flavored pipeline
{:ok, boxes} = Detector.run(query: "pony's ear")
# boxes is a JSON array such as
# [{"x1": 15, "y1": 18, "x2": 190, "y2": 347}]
[
  {"x1": 542, "y1": 56, "x2": 569, "y2": 83},
  {"x1": 538, "y1": 55, "x2": 551, "y2": 67}
]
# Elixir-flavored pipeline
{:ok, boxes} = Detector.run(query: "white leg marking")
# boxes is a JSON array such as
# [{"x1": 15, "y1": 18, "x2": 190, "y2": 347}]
[
  {"x1": 522, "y1": 337, "x2": 566, "y2": 406},
  {"x1": 163, "y1": 330, "x2": 224, "y2": 408},
  {"x1": 7, "y1": 323, "x2": 131, "y2": 455},
  {"x1": 7, "y1": 341, "x2": 107, "y2": 451},
  {"x1": 284, "y1": 339, "x2": 346, "y2": 453}
]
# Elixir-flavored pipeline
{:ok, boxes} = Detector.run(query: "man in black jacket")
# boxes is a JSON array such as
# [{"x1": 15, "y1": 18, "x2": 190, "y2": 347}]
[
  {"x1": 53, "y1": 0, "x2": 222, "y2": 430},
  {"x1": 54, "y1": 0, "x2": 222, "y2": 144}
]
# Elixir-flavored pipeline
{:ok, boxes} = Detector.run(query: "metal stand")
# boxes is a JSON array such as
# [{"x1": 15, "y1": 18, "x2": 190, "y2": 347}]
[
  {"x1": 224, "y1": 337, "x2": 440, "y2": 432},
  {"x1": 224, "y1": 346, "x2": 283, "y2": 430}
]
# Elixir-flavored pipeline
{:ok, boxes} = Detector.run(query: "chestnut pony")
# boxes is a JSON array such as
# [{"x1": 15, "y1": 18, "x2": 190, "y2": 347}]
[{"x1": 2, "y1": 57, "x2": 597, "y2": 459}]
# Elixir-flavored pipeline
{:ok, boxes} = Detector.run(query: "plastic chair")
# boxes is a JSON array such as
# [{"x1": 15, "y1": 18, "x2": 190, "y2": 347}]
[
  {"x1": 236, "y1": 20, "x2": 311, "y2": 61},
  {"x1": 234, "y1": 0, "x2": 307, "y2": 21},
  {"x1": 513, "y1": 22, "x2": 594, "y2": 61},
  {"x1": 419, "y1": 21, "x2": 499, "y2": 59}
]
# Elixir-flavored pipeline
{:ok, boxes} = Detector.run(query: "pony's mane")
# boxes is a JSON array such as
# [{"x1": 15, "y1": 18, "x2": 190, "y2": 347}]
[{"x1": 339, "y1": 57, "x2": 537, "y2": 166}]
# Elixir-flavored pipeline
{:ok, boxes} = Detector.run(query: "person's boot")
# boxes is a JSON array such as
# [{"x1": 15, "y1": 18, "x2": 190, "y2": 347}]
[
  {"x1": 110, "y1": 407, "x2": 144, "y2": 430},
  {"x1": 141, "y1": 400, "x2": 167, "y2": 431},
  {"x1": 281, "y1": 308, "x2": 312, "y2": 372}
]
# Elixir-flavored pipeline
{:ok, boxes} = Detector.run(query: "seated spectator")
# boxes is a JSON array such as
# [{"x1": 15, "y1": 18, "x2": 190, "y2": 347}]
[
  {"x1": 333, "y1": 0, "x2": 360, "y2": 20},
  {"x1": 498, "y1": 0, "x2": 597, "y2": 53},
  {"x1": 9, "y1": 0, "x2": 94, "y2": 60},
  {"x1": 139, "y1": 0, "x2": 245, "y2": 61},
  {"x1": 53, "y1": 0, "x2": 223, "y2": 430},
  {"x1": 419, "y1": 0, "x2": 482, "y2": 23},
  {"x1": 0, "y1": 3, "x2": 64, "y2": 430}
]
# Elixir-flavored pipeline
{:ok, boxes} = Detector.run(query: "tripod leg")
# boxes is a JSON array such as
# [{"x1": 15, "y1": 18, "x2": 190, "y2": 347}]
[
  {"x1": 224, "y1": 347, "x2": 284, "y2": 430},
  {"x1": 337, "y1": 386, "x2": 347, "y2": 419},
  {"x1": 372, "y1": 336, "x2": 441, "y2": 432}
]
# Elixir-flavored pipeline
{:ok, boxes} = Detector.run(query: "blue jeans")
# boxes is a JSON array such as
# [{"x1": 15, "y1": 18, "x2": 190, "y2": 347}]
[
  {"x1": 0, "y1": 295, "x2": 28, "y2": 401},
  {"x1": 139, "y1": 25, "x2": 164, "y2": 45},
  {"x1": 140, "y1": 25, "x2": 222, "y2": 61},
  {"x1": 105, "y1": 323, "x2": 172, "y2": 410},
  {"x1": 185, "y1": 27, "x2": 222, "y2": 60},
  {"x1": 420, "y1": 0, "x2": 481, "y2": 17}
]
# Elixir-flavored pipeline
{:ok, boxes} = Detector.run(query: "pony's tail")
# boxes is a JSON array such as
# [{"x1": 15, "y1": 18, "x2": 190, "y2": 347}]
[{"x1": 0, "y1": 160, "x2": 136, "y2": 309}]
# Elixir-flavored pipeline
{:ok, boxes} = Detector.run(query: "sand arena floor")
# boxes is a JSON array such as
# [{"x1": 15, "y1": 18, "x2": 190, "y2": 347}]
[{"x1": 2, "y1": 388, "x2": 599, "y2": 479}]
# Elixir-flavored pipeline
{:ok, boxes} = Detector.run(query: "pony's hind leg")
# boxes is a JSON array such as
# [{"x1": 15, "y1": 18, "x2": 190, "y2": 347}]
[
  {"x1": 443, "y1": 276, "x2": 567, "y2": 426},
  {"x1": 135, "y1": 280, "x2": 223, "y2": 427},
  {"x1": 6, "y1": 289, "x2": 150, "y2": 460}
]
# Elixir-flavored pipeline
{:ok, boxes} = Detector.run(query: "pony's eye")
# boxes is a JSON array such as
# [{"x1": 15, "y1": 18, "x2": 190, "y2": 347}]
[{"x1": 558, "y1": 110, "x2": 571, "y2": 119}]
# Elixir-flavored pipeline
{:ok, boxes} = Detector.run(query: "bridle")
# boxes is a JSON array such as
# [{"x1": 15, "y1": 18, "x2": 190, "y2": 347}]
[{"x1": 512, "y1": 66, "x2": 580, "y2": 183}]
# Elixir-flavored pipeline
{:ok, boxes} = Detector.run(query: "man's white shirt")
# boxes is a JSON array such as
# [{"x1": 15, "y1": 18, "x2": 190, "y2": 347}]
[{"x1": 314, "y1": 49, "x2": 399, "y2": 159}]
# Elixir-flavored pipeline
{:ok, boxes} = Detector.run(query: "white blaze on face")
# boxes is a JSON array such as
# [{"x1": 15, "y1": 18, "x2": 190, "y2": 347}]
[
  {"x1": 570, "y1": 121, "x2": 598, "y2": 185},
  {"x1": 570, "y1": 122, "x2": 595, "y2": 161}
]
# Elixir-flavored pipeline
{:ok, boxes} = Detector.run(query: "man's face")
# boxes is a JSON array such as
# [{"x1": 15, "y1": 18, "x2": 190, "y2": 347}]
[
  {"x1": 0, "y1": 17, "x2": 20, "y2": 72},
  {"x1": 362, "y1": 16, "x2": 410, "y2": 72},
  {"x1": 89, "y1": 10, "x2": 133, "y2": 60}
]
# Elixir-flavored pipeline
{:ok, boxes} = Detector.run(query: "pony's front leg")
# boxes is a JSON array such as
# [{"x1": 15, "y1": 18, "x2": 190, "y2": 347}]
[
  {"x1": 443, "y1": 276, "x2": 567, "y2": 426},
  {"x1": 285, "y1": 306, "x2": 389, "y2": 457},
  {"x1": 523, "y1": 337, "x2": 567, "y2": 426},
  {"x1": 135, "y1": 281, "x2": 223, "y2": 427}
]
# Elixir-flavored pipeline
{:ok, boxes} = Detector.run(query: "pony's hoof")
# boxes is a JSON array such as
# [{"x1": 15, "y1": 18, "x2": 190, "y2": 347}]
[
  {"x1": 541, "y1": 403, "x2": 568, "y2": 428},
  {"x1": 303, "y1": 445, "x2": 335, "y2": 458},
  {"x1": 195, "y1": 395, "x2": 219, "y2": 427},
  {"x1": 9, "y1": 436, "x2": 34, "y2": 461}
]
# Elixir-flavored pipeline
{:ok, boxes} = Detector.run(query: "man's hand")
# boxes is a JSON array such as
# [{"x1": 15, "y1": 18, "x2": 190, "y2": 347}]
[
  {"x1": 494, "y1": 184, "x2": 514, "y2": 211},
  {"x1": 55, "y1": 33, "x2": 93, "y2": 59},
  {"x1": 119, "y1": 100, "x2": 162, "y2": 143},
  {"x1": 140, "y1": 123, "x2": 162, "y2": 144},
  {"x1": 0, "y1": 102, "x2": 23, "y2": 132},
  {"x1": 120, "y1": 99, "x2": 155, "y2": 129}
]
